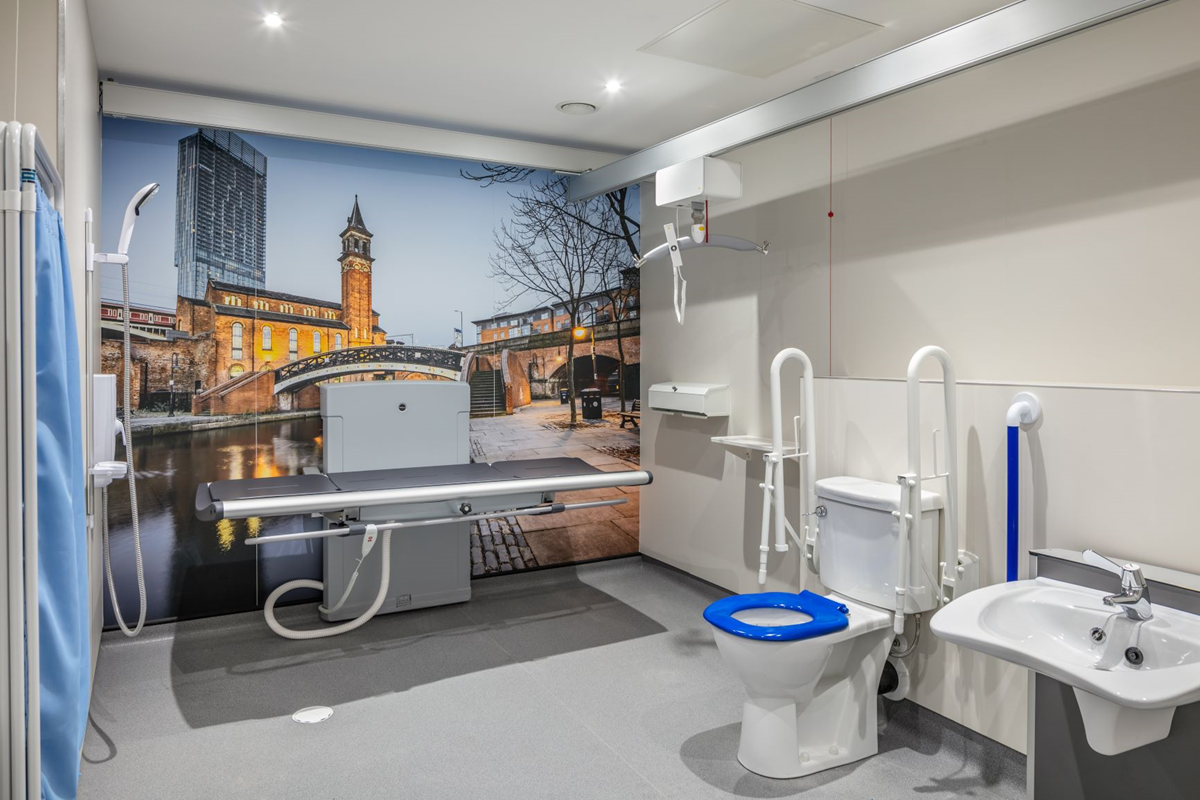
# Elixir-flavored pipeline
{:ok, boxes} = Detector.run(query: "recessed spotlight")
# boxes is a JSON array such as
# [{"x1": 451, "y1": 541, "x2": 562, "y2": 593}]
[
  {"x1": 604, "y1": 80, "x2": 622, "y2": 93},
  {"x1": 263, "y1": 12, "x2": 283, "y2": 28},
  {"x1": 556, "y1": 101, "x2": 597, "y2": 116}
]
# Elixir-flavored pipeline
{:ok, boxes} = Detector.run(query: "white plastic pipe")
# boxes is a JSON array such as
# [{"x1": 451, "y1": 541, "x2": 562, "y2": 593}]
[
  {"x1": 757, "y1": 348, "x2": 816, "y2": 586},
  {"x1": 892, "y1": 473, "x2": 915, "y2": 635},
  {"x1": 757, "y1": 458, "x2": 775, "y2": 585},
  {"x1": 2, "y1": 119, "x2": 23, "y2": 800},
  {"x1": 19, "y1": 125, "x2": 41, "y2": 799},
  {"x1": 906, "y1": 346, "x2": 960, "y2": 611}
]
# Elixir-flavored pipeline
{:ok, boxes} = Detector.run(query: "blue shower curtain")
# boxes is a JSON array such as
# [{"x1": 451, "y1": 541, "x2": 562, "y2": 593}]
[{"x1": 33, "y1": 179, "x2": 89, "y2": 800}]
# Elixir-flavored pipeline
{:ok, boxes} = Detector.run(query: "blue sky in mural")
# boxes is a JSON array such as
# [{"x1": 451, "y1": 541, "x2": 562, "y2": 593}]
[{"x1": 100, "y1": 118, "x2": 636, "y2": 346}]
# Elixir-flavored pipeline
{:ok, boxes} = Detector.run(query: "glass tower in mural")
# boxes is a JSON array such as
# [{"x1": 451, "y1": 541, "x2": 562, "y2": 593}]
[{"x1": 174, "y1": 128, "x2": 268, "y2": 300}]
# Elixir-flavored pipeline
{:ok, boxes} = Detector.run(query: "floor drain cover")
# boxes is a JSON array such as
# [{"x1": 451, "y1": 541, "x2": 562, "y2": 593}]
[{"x1": 292, "y1": 706, "x2": 334, "y2": 724}]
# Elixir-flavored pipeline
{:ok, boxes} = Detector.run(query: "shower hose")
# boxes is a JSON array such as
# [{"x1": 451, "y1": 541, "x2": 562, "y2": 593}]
[
  {"x1": 262, "y1": 524, "x2": 392, "y2": 640},
  {"x1": 102, "y1": 254, "x2": 146, "y2": 637}
]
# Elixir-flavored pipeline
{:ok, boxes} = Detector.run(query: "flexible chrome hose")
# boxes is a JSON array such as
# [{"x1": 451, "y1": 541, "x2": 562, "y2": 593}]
[
  {"x1": 263, "y1": 529, "x2": 391, "y2": 640},
  {"x1": 103, "y1": 256, "x2": 146, "y2": 637}
]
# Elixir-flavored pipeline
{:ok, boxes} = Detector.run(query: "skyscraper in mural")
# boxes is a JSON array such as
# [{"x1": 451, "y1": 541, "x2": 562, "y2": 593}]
[{"x1": 174, "y1": 128, "x2": 268, "y2": 300}]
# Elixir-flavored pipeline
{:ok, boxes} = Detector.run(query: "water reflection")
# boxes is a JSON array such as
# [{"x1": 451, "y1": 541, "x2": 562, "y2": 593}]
[{"x1": 102, "y1": 416, "x2": 324, "y2": 626}]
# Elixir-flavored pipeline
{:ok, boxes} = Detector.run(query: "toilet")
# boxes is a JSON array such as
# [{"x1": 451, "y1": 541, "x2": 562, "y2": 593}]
[{"x1": 704, "y1": 475, "x2": 944, "y2": 779}]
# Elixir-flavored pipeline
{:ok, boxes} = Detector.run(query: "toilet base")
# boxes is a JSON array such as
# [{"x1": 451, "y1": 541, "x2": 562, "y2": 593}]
[
  {"x1": 734, "y1": 624, "x2": 893, "y2": 780},
  {"x1": 735, "y1": 695, "x2": 881, "y2": 779}
]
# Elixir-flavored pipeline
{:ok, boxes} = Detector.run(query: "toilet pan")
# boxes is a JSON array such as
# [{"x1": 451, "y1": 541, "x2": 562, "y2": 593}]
[{"x1": 706, "y1": 590, "x2": 893, "y2": 779}]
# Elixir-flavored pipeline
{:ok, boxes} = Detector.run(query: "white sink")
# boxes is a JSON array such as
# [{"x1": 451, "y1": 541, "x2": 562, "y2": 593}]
[{"x1": 930, "y1": 577, "x2": 1200, "y2": 755}]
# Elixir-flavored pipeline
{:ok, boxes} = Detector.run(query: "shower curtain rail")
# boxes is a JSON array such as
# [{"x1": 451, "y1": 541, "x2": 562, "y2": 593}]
[{"x1": 2, "y1": 120, "x2": 63, "y2": 800}]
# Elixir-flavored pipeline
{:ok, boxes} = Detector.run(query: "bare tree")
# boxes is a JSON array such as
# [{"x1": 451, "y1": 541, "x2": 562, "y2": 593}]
[
  {"x1": 485, "y1": 175, "x2": 625, "y2": 423},
  {"x1": 587, "y1": 196, "x2": 641, "y2": 412},
  {"x1": 460, "y1": 163, "x2": 537, "y2": 187},
  {"x1": 464, "y1": 164, "x2": 641, "y2": 259},
  {"x1": 596, "y1": 263, "x2": 640, "y2": 413}
]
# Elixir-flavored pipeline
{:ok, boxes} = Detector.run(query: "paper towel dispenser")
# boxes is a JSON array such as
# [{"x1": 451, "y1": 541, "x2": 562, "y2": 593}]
[{"x1": 648, "y1": 383, "x2": 730, "y2": 418}]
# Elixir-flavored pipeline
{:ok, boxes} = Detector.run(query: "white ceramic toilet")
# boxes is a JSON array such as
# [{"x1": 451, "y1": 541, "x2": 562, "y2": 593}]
[{"x1": 704, "y1": 476, "x2": 944, "y2": 779}]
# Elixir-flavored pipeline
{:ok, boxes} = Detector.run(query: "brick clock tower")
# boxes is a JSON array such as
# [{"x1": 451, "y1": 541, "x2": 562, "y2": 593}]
[{"x1": 338, "y1": 195, "x2": 375, "y2": 347}]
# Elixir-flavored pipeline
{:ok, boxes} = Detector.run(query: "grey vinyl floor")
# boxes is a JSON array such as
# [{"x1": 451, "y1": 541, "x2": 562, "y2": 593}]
[{"x1": 80, "y1": 556, "x2": 1025, "y2": 799}]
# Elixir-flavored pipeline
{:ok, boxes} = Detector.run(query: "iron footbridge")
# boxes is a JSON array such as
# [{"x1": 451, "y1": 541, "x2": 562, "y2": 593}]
[{"x1": 272, "y1": 345, "x2": 466, "y2": 393}]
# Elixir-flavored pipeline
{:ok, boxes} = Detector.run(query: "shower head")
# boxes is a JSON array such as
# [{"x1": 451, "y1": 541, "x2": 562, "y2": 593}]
[{"x1": 117, "y1": 182, "x2": 160, "y2": 256}]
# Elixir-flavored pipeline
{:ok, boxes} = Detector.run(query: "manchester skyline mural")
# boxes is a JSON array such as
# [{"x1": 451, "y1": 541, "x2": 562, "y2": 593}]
[
  {"x1": 102, "y1": 117, "x2": 572, "y2": 348},
  {"x1": 98, "y1": 118, "x2": 644, "y2": 625}
]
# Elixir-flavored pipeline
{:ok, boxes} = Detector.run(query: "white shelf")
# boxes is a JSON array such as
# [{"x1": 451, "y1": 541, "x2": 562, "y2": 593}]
[{"x1": 710, "y1": 435, "x2": 795, "y2": 458}]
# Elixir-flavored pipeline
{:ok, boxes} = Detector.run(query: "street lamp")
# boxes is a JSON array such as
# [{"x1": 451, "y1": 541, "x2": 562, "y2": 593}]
[
  {"x1": 168, "y1": 352, "x2": 179, "y2": 417},
  {"x1": 453, "y1": 309, "x2": 464, "y2": 347},
  {"x1": 572, "y1": 325, "x2": 597, "y2": 388}
]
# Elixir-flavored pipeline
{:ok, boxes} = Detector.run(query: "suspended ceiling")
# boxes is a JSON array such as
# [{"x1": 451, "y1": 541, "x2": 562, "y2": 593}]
[{"x1": 86, "y1": 0, "x2": 1013, "y2": 153}]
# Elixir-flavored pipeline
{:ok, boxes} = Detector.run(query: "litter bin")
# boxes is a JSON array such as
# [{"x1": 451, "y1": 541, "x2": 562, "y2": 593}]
[
  {"x1": 581, "y1": 388, "x2": 602, "y2": 421},
  {"x1": 559, "y1": 389, "x2": 569, "y2": 404}
]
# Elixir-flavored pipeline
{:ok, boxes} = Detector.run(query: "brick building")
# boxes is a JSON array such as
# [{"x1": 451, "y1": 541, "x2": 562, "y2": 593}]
[
  {"x1": 104, "y1": 196, "x2": 387, "y2": 410},
  {"x1": 99, "y1": 302, "x2": 176, "y2": 337},
  {"x1": 473, "y1": 277, "x2": 640, "y2": 345}
]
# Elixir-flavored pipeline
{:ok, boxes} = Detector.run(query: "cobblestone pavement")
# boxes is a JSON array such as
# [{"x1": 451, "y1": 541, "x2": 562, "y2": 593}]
[
  {"x1": 469, "y1": 398, "x2": 640, "y2": 575},
  {"x1": 470, "y1": 516, "x2": 538, "y2": 576}
]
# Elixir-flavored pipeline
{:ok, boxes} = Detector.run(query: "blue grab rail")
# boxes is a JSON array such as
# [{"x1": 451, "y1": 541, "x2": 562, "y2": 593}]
[{"x1": 1006, "y1": 425, "x2": 1019, "y2": 582}]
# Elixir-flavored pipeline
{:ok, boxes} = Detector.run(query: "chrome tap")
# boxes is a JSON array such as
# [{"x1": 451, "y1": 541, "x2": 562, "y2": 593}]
[{"x1": 1082, "y1": 550, "x2": 1153, "y2": 621}]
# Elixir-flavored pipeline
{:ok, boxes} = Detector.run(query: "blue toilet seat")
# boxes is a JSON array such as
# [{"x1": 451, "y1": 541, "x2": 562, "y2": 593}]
[{"x1": 703, "y1": 591, "x2": 850, "y2": 641}]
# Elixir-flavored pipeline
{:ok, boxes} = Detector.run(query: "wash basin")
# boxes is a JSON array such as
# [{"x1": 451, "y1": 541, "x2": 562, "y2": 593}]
[{"x1": 930, "y1": 577, "x2": 1200, "y2": 754}]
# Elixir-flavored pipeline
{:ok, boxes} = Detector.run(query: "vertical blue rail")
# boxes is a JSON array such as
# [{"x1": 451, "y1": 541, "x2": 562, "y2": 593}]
[{"x1": 1006, "y1": 425, "x2": 1019, "y2": 582}]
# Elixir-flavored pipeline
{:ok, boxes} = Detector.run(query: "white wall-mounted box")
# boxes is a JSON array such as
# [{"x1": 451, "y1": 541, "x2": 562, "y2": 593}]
[
  {"x1": 648, "y1": 382, "x2": 731, "y2": 418},
  {"x1": 655, "y1": 156, "x2": 742, "y2": 208}
]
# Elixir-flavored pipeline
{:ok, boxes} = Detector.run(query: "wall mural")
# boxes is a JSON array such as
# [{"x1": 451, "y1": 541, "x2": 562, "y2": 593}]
[{"x1": 100, "y1": 118, "x2": 641, "y2": 625}]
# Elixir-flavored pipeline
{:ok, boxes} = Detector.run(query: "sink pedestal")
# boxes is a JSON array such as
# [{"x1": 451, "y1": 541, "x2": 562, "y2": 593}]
[
  {"x1": 1071, "y1": 687, "x2": 1176, "y2": 755},
  {"x1": 1034, "y1": 675, "x2": 1200, "y2": 800}
]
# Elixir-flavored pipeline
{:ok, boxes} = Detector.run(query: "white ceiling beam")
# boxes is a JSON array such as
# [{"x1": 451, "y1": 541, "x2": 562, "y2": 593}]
[
  {"x1": 569, "y1": 0, "x2": 1171, "y2": 200},
  {"x1": 102, "y1": 83, "x2": 622, "y2": 173}
]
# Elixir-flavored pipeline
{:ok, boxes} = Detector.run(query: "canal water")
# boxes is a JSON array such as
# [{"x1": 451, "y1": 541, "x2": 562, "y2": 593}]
[{"x1": 102, "y1": 416, "x2": 325, "y2": 626}]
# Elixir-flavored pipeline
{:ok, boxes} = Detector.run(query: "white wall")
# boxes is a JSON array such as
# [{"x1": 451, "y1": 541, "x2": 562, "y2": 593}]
[
  {"x1": 0, "y1": 0, "x2": 59, "y2": 156},
  {"x1": 1, "y1": 0, "x2": 105, "y2": 674},
  {"x1": 62, "y1": 0, "x2": 105, "y2": 678},
  {"x1": 640, "y1": 0, "x2": 1200, "y2": 753}
]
